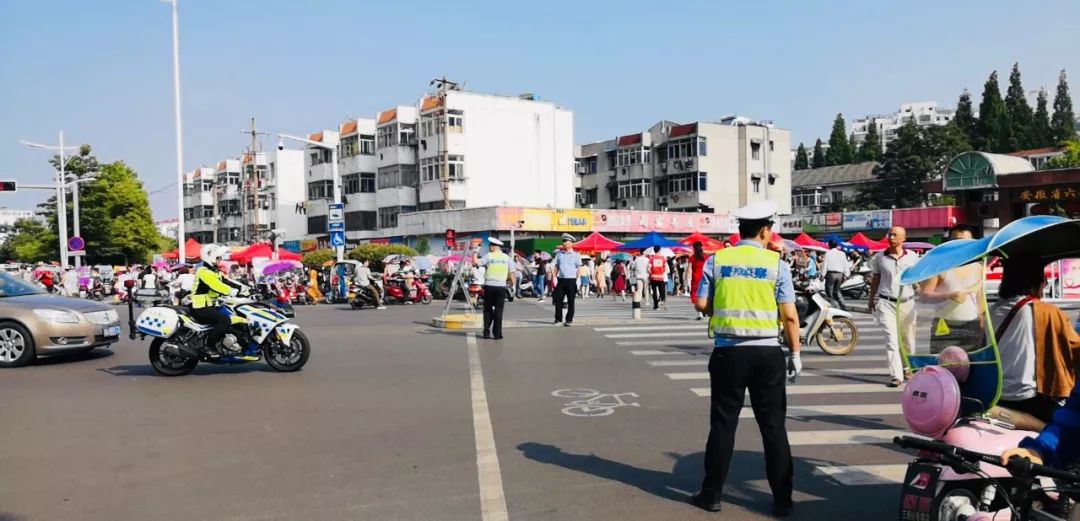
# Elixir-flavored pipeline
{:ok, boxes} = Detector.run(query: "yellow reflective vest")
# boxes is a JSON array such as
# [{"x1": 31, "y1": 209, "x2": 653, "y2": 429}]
[
  {"x1": 190, "y1": 265, "x2": 237, "y2": 309},
  {"x1": 483, "y1": 251, "x2": 510, "y2": 285},
  {"x1": 709, "y1": 245, "x2": 780, "y2": 337}
]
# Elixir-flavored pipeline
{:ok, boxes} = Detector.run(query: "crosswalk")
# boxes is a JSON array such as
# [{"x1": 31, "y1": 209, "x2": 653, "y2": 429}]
[{"x1": 591, "y1": 313, "x2": 915, "y2": 487}]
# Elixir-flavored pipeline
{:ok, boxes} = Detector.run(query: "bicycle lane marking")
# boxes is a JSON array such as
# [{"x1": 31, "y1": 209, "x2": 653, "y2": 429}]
[{"x1": 467, "y1": 333, "x2": 510, "y2": 521}]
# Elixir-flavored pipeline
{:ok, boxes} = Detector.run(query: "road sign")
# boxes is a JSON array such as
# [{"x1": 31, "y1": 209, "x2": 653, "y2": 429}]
[
  {"x1": 329, "y1": 230, "x2": 346, "y2": 248},
  {"x1": 68, "y1": 236, "x2": 85, "y2": 251},
  {"x1": 328, "y1": 221, "x2": 345, "y2": 232},
  {"x1": 68, "y1": 250, "x2": 86, "y2": 256},
  {"x1": 328, "y1": 203, "x2": 344, "y2": 223},
  {"x1": 0, "y1": 181, "x2": 16, "y2": 193}
]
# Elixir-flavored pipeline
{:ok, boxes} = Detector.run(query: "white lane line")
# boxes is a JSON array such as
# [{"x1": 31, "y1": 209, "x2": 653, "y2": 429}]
[
  {"x1": 691, "y1": 383, "x2": 899, "y2": 397},
  {"x1": 800, "y1": 354, "x2": 884, "y2": 363},
  {"x1": 648, "y1": 359, "x2": 707, "y2": 366},
  {"x1": 629, "y1": 350, "x2": 688, "y2": 356},
  {"x1": 787, "y1": 429, "x2": 909, "y2": 446},
  {"x1": 605, "y1": 332, "x2": 711, "y2": 338},
  {"x1": 616, "y1": 340, "x2": 714, "y2": 346},
  {"x1": 738, "y1": 403, "x2": 902, "y2": 419},
  {"x1": 595, "y1": 325, "x2": 711, "y2": 332},
  {"x1": 466, "y1": 334, "x2": 509, "y2": 521},
  {"x1": 667, "y1": 369, "x2": 886, "y2": 380},
  {"x1": 814, "y1": 464, "x2": 909, "y2": 485}
]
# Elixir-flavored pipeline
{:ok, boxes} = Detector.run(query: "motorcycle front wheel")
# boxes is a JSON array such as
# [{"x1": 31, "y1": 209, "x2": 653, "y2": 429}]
[
  {"x1": 816, "y1": 316, "x2": 858, "y2": 355},
  {"x1": 264, "y1": 330, "x2": 310, "y2": 373},
  {"x1": 420, "y1": 293, "x2": 433, "y2": 305},
  {"x1": 148, "y1": 338, "x2": 199, "y2": 376}
]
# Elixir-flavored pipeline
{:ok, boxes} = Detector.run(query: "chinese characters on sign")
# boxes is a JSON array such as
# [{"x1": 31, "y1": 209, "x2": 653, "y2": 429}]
[{"x1": 1014, "y1": 185, "x2": 1080, "y2": 203}]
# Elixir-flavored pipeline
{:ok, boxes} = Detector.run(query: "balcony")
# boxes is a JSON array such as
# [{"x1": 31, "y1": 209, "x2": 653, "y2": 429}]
[{"x1": 217, "y1": 184, "x2": 239, "y2": 200}]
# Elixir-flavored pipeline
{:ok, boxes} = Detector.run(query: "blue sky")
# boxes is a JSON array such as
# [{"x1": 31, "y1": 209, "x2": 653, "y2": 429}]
[{"x1": 2, "y1": 0, "x2": 1078, "y2": 219}]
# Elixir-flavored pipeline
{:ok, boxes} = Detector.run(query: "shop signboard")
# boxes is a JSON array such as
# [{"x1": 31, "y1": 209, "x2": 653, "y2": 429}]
[
  {"x1": 591, "y1": 209, "x2": 736, "y2": 234},
  {"x1": 1062, "y1": 258, "x2": 1080, "y2": 300},
  {"x1": 843, "y1": 210, "x2": 892, "y2": 231},
  {"x1": 802, "y1": 213, "x2": 843, "y2": 234},
  {"x1": 300, "y1": 239, "x2": 319, "y2": 253},
  {"x1": 1012, "y1": 185, "x2": 1080, "y2": 203},
  {"x1": 777, "y1": 216, "x2": 807, "y2": 234}
]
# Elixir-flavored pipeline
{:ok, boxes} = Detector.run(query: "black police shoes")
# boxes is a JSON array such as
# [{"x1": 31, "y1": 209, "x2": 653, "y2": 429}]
[{"x1": 689, "y1": 491, "x2": 722, "y2": 512}]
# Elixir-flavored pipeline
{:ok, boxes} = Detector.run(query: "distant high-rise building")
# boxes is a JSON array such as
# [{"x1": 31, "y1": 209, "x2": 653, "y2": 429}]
[{"x1": 851, "y1": 102, "x2": 956, "y2": 152}]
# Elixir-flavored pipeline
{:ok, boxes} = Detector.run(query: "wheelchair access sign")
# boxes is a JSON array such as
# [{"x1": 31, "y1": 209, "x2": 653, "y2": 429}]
[{"x1": 329, "y1": 230, "x2": 346, "y2": 248}]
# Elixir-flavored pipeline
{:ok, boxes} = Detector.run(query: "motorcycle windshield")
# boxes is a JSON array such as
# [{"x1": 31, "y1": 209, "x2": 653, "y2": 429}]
[{"x1": 898, "y1": 261, "x2": 1001, "y2": 415}]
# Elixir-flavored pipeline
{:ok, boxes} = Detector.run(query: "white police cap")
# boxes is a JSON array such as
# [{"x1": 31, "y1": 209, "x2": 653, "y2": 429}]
[
  {"x1": 561, "y1": 233, "x2": 576, "y2": 242},
  {"x1": 731, "y1": 200, "x2": 778, "y2": 221},
  {"x1": 489, "y1": 237, "x2": 504, "y2": 246}
]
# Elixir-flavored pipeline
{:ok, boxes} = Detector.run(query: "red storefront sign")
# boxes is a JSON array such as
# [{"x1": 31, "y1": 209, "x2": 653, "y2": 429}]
[{"x1": 891, "y1": 206, "x2": 965, "y2": 230}]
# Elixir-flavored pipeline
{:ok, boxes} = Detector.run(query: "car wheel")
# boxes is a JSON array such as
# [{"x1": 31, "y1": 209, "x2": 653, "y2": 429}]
[{"x1": 0, "y1": 322, "x2": 35, "y2": 368}]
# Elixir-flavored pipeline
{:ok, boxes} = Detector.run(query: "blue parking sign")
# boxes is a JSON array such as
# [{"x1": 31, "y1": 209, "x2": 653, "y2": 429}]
[{"x1": 329, "y1": 230, "x2": 346, "y2": 248}]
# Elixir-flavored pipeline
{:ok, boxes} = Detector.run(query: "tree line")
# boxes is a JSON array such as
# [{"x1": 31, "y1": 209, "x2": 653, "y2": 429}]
[
  {"x1": 0, "y1": 145, "x2": 169, "y2": 265},
  {"x1": 794, "y1": 64, "x2": 1077, "y2": 171}
]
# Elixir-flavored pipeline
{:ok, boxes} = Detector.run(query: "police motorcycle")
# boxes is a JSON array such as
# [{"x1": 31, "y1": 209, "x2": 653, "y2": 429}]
[
  {"x1": 134, "y1": 246, "x2": 310, "y2": 377},
  {"x1": 790, "y1": 277, "x2": 860, "y2": 355},
  {"x1": 892, "y1": 216, "x2": 1080, "y2": 521}
]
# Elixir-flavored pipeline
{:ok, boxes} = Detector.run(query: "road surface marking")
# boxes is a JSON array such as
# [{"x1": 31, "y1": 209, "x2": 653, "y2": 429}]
[
  {"x1": 739, "y1": 403, "x2": 902, "y2": 419},
  {"x1": 649, "y1": 354, "x2": 885, "y2": 366},
  {"x1": 648, "y1": 359, "x2": 709, "y2": 366},
  {"x1": 668, "y1": 369, "x2": 888, "y2": 380},
  {"x1": 691, "y1": 384, "x2": 900, "y2": 397},
  {"x1": 604, "y1": 332, "x2": 710, "y2": 339},
  {"x1": 615, "y1": 339, "x2": 714, "y2": 347},
  {"x1": 814, "y1": 464, "x2": 909, "y2": 485},
  {"x1": 612, "y1": 338, "x2": 886, "y2": 350},
  {"x1": 629, "y1": 350, "x2": 688, "y2": 356},
  {"x1": 786, "y1": 429, "x2": 909, "y2": 446},
  {"x1": 596, "y1": 325, "x2": 715, "y2": 332},
  {"x1": 467, "y1": 334, "x2": 509, "y2": 521}
]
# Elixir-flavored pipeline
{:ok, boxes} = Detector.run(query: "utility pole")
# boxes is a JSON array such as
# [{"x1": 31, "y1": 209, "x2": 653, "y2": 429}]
[
  {"x1": 430, "y1": 76, "x2": 459, "y2": 209},
  {"x1": 164, "y1": 0, "x2": 187, "y2": 260},
  {"x1": 240, "y1": 117, "x2": 269, "y2": 243}
]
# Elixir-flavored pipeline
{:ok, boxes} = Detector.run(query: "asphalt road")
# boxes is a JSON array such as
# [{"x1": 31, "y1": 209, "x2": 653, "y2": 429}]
[{"x1": 1, "y1": 296, "x2": 906, "y2": 521}]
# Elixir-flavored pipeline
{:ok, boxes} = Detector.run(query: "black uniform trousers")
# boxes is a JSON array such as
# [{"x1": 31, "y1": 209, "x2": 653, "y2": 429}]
[
  {"x1": 552, "y1": 277, "x2": 577, "y2": 323},
  {"x1": 702, "y1": 345, "x2": 793, "y2": 506},
  {"x1": 649, "y1": 280, "x2": 666, "y2": 309},
  {"x1": 482, "y1": 285, "x2": 507, "y2": 338}
]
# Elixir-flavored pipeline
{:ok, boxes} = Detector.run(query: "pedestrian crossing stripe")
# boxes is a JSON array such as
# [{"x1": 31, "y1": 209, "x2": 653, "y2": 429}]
[
  {"x1": 615, "y1": 339, "x2": 887, "y2": 351},
  {"x1": 814, "y1": 464, "x2": 909, "y2": 486},
  {"x1": 738, "y1": 403, "x2": 901, "y2": 419},
  {"x1": 645, "y1": 355, "x2": 887, "y2": 365},
  {"x1": 596, "y1": 321, "x2": 878, "y2": 332},
  {"x1": 603, "y1": 331, "x2": 885, "y2": 340},
  {"x1": 665, "y1": 368, "x2": 887, "y2": 379},
  {"x1": 691, "y1": 384, "x2": 900, "y2": 397},
  {"x1": 786, "y1": 429, "x2": 909, "y2": 446},
  {"x1": 628, "y1": 350, "x2": 687, "y2": 356}
]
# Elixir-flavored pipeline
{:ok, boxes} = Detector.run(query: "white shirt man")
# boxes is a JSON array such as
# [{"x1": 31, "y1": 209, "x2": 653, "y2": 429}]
[
  {"x1": 869, "y1": 227, "x2": 920, "y2": 387},
  {"x1": 822, "y1": 247, "x2": 850, "y2": 276}
]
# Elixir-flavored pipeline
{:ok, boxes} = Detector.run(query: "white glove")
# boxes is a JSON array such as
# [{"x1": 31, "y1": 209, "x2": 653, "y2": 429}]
[{"x1": 787, "y1": 352, "x2": 802, "y2": 383}]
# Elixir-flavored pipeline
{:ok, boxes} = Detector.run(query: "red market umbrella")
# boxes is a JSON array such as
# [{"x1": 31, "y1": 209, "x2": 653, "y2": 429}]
[
  {"x1": 679, "y1": 232, "x2": 725, "y2": 253},
  {"x1": 573, "y1": 232, "x2": 624, "y2": 254},
  {"x1": 793, "y1": 232, "x2": 828, "y2": 252},
  {"x1": 161, "y1": 238, "x2": 202, "y2": 260},
  {"x1": 230, "y1": 243, "x2": 302, "y2": 265},
  {"x1": 849, "y1": 232, "x2": 886, "y2": 251}
]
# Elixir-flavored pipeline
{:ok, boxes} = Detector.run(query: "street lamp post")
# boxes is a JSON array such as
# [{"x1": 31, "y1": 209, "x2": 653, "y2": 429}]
[
  {"x1": 277, "y1": 133, "x2": 342, "y2": 261},
  {"x1": 163, "y1": 0, "x2": 187, "y2": 261},
  {"x1": 67, "y1": 176, "x2": 97, "y2": 268},
  {"x1": 19, "y1": 132, "x2": 80, "y2": 268}
]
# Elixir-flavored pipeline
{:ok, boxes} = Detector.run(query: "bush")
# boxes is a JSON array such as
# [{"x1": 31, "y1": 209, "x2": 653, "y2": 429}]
[
  {"x1": 302, "y1": 248, "x2": 337, "y2": 269},
  {"x1": 348, "y1": 244, "x2": 418, "y2": 271}
]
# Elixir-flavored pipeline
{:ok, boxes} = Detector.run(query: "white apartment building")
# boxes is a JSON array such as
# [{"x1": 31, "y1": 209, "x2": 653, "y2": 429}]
[
  {"x1": 851, "y1": 102, "x2": 956, "y2": 152},
  {"x1": 183, "y1": 149, "x2": 305, "y2": 245},
  {"x1": 576, "y1": 117, "x2": 792, "y2": 215},
  {"x1": 301, "y1": 88, "x2": 574, "y2": 245}
]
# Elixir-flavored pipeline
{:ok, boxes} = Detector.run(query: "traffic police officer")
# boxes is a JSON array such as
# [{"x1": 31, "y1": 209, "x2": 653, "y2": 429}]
[
  {"x1": 691, "y1": 201, "x2": 802, "y2": 516},
  {"x1": 476, "y1": 238, "x2": 513, "y2": 340}
]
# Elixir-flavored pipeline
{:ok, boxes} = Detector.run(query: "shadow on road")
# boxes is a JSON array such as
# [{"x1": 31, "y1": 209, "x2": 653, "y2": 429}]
[
  {"x1": 96, "y1": 362, "x2": 275, "y2": 377},
  {"x1": 517, "y1": 442, "x2": 897, "y2": 519},
  {"x1": 33, "y1": 348, "x2": 114, "y2": 366}
]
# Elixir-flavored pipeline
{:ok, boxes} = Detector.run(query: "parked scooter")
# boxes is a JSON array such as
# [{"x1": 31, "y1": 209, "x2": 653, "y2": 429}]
[
  {"x1": 791, "y1": 278, "x2": 859, "y2": 355},
  {"x1": 840, "y1": 269, "x2": 869, "y2": 299},
  {"x1": 382, "y1": 276, "x2": 433, "y2": 305}
]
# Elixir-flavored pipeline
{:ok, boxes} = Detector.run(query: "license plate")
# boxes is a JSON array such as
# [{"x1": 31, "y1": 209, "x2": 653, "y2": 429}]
[{"x1": 103, "y1": 326, "x2": 121, "y2": 337}]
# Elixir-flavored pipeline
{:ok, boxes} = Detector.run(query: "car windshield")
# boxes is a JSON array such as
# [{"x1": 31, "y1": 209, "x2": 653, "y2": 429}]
[{"x1": 0, "y1": 272, "x2": 45, "y2": 297}]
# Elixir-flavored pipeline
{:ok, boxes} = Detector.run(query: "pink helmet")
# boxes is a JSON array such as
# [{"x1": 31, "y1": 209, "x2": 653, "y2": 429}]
[{"x1": 902, "y1": 366, "x2": 961, "y2": 438}]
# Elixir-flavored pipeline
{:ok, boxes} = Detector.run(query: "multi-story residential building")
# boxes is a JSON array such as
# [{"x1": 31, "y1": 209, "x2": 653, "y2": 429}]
[
  {"x1": 182, "y1": 149, "x2": 305, "y2": 245},
  {"x1": 300, "y1": 87, "x2": 575, "y2": 245},
  {"x1": 576, "y1": 116, "x2": 792, "y2": 215},
  {"x1": 851, "y1": 102, "x2": 956, "y2": 152},
  {"x1": 790, "y1": 162, "x2": 877, "y2": 215}
]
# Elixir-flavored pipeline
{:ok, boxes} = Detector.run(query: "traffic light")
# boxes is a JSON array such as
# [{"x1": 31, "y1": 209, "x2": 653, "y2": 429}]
[{"x1": 0, "y1": 181, "x2": 15, "y2": 193}]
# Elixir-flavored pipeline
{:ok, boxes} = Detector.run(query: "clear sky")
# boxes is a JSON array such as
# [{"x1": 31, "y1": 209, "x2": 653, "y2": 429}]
[{"x1": 2, "y1": 0, "x2": 1078, "y2": 220}]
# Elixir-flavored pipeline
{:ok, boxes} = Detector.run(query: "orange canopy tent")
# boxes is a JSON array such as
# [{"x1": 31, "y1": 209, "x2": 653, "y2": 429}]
[
  {"x1": 678, "y1": 232, "x2": 726, "y2": 253},
  {"x1": 161, "y1": 238, "x2": 202, "y2": 260},
  {"x1": 573, "y1": 232, "x2": 624, "y2": 254},
  {"x1": 230, "y1": 243, "x2": 303, "y2": 265}
]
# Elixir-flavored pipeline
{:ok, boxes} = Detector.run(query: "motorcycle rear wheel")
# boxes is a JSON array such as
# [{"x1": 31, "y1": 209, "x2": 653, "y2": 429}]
[
  {"x1": 148, "y1": 338, "x2": 199, "y2": 376},
  {"x1": 420, "y1": 293, "x2": 432, "y2": 305},
  {"x1": 816, "y1": 316, "x2": 858, "y2": 355},
  {"x1": 264, "y1": 330, "x2": 310, "y2": 373}
]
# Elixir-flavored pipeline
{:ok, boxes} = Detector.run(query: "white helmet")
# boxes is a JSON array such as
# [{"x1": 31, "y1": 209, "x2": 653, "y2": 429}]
[{"x1": 200, "y1": 244, "x2": 230, "y2": 265}]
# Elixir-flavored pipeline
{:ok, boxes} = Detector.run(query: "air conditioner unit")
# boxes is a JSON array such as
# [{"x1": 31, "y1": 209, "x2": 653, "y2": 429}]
[
  {"x1": 685, "y1": 158, "x2": 694, "y2": 169},
  {"x1": 659, "y1": 162, "x2": 667, "y2": 172},
  {"x1": 672, "y1": 194, "x2": 680, "y2": 203}
]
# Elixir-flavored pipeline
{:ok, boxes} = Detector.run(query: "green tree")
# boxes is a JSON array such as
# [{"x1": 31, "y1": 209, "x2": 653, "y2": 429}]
[
  {"x1": 857, "y1": 118, "x2": 967, "y2": 210},
  {"x1": 1032, "y1": 88, "x2": 1054, "y2": 148},
  {"x1": 923, "y1": 122, "x2": 972, "y2": 177},
  {"x1": 976, "y1": 71, "x2": 1012, "y2": 152},
  {"x1": 348, "y1": 243, "x2": 418, "y2": 272},
  {"x1": 857, "y1": 119, "x2": 882, "y2": 162},
  {"x1": 1051, "y1": 69, "x2": 1078, "y2": 143},
  {"x1": 1004, "y1": 63, "x2": 1034, "y2": 149},
  {"x1": 301, "y1": 248, "x2": 337, "y2": 269},
  {"x1": 1045, "y1": 140, "x2": 1080, "y2": 169},
  {"x1": 825, "y1": 113, "x2": 853, "y2": 165},
  {"x1": 0, "y1": 219, "x2": 55, "y2": 263},
  {"x1": 76, "y1": 161, "x2": 161, "y2": 264},
  {"x1": 811, "y1": 138, "x2": 827, "y2": 169},
  {"x1": 954, "y1": 89, "x2": 978, "y2": 146},
  {"x1": 415, "y1": 237, "x2": 430, "y2": 255},
  {"x1": 793, "y1": 143, "x2": 809, "y2": 170}
]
